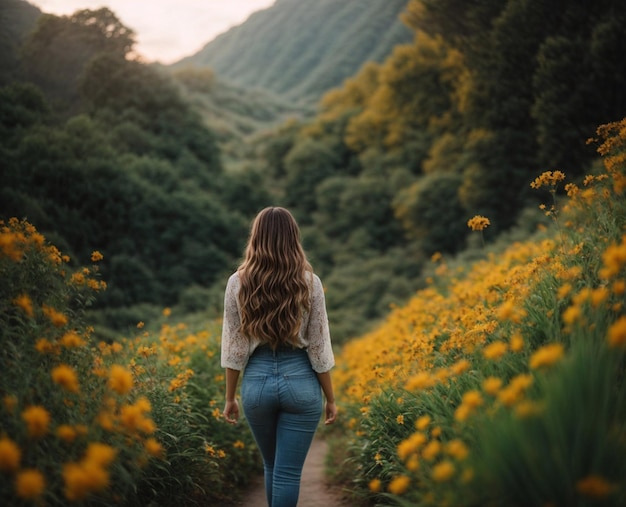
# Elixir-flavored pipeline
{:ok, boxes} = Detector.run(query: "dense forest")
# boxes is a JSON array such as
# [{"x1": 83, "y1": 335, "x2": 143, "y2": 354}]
[{"x1": 2, "y1": 0, "x2": 626, "y2": 344}]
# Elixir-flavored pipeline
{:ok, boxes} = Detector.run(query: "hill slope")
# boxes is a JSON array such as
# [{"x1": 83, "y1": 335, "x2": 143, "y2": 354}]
[{"x1": 174, "y1": 0, "x2": 412, "y2": 103}]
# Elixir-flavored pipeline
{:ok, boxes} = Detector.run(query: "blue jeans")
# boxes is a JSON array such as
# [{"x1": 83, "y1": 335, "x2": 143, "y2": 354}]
[{"x1": 242, "y1": 345, "x2": 323, "y2": 507}]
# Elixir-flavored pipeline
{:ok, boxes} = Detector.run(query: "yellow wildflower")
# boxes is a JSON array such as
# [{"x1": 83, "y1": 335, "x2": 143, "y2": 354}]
[
  {"x1": 85, "y1": 443, "x2": 116, "y2": 467},
  {"x1": 56, "y1": 425, "x2": 78, "y2": 443},
  {"x1": 42, "y1": 304, "x2": 68, "y2": 327},
  {"x1": 368, "y1": 478, "x2": 382, "y2": 493},
  {"x1": 422, "y1": 440, "x2": 441, "y2": 461},
  {"x1": 557, "y1": 283, "x2": 572, "y2": 300},
  {"x1": 600, "y1": 239, "x2": 626, "y2": 279},
  {"x1": 108, "y1": 365, "x2": 133, "y2": 395},
  {"x1": 0, "y1": 437, "x2": 21, "y2": 472},
  {"x1": 608, "y1": 316, "x2": 626, "y2": 348},
  {"x1": 529, "y1": 343, "x2": 565, "y2": 369},
  {"x1": 405, "y1": 372, "x2": 435, "y2": 391},
  {"x1": 22, "y1": 405, "x2": 51, "y2": 438},
  {"x1": 63, "y1": 461, "x2": 109, "y2": 501},
  {"x1": 482, "y1": 376, "x2": 503, "y2": 396},
  {"x1": 388, "y1": 475, "x2": 410, "y2": 495},
  {"x1": 432, "y1": 460, "x2": 455, "y2": 482},
  {"x1": 13, "y1": 294, "x2": 34, "y2": 317},
  {"x1": 396, "y1": 414, "x2": 405, "y2": 425},
  {"x1": 397, "y1": 432, "x2": 427, "y2": 460},
  {"x1": 509, "y1": 332, "x2": 524, "y2": 352},
  {"x1": 59, "y1": 331, "x2": 86, "y2": 348},
  {"x1": 70, "y1": 272, "x2": 86, "y2": 285},
  {"x1": 450, "y1": 359, "x2": 471, "y2": 375},
  {"x1": 562, "y1": 305, "x2": 581, "y2": 325},
  {"x1": 51, "y1": 364, "x2": 80, "y2": 393},
  {"x1": 496, "y1": 300, "x2": 516, "y2": 321},
  {"x1": 134, "y1": 396, "x2": 151, "y2": 412},
  {"x1": 145, "y1": 438, "x2": 164, "y2": 458},
  {"x1": 91, "y1": 251, "x2": 103, "y2": 262},
  {"x1": 454, "y1": 404, "x2": 471, "y2": 422},
  {"x1": 530, "y1": 170, "x2": 566, "y2": 189},
  {"x1": 15, "y1": 469, "x2": 46, "y2": 499},
  {"x1": 590, "y1": 287, "x2": 609, "y2": 307},
  {"x1": 446, "y1": 439, "x2": 469, "y2": 460},
  {"x1": 498, "y1": 374, "x2": 533, "y2": 406},
  {"x1": 483, "y1": 341, "x2": 508, "y2": 360},
  {"x1": 137, "y1": 345, "x2": 155, "y2": 358},
  {"x1": 406, "y1": 454, "x2": 420, "y2": 471},
  {"x1": 462, "y1": 390, "x2": 483, "y2": 409},
  {"x1": 467, "y1": 215, "x2": 490, "y2": 231},
  {"x1": 415, "y1": 415, "x2": 431, "y2": 430}
]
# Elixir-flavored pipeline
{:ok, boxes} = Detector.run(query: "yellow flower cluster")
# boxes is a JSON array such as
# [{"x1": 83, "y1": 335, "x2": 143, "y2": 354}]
[
  {"x1": 63, "y1": 443, "x2": 116, "y2": 501},
  {"x1": 1, "y1": 219, "x2": 170, "y2": 504},
  {"x1": 530, "y1": 170, "x2": 566, "y2": 189},
  {"x1": 336, "y1": 125, "x2": 626, "y2": 501},
  {"x1": 467, "y1": 215, "x2": 490, "y2": 231},
  {"x1": 0, "y1": 218, "x2": 47, "y2": 262}
]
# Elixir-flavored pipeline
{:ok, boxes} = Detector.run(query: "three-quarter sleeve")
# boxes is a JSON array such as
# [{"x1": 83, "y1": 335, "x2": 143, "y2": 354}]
[
  {"x1": 305, "y1": 274, "x2": 335, "y2": 373},
  {"x1": 220, "y1": 273, "x2": 250, "y2": 370}
]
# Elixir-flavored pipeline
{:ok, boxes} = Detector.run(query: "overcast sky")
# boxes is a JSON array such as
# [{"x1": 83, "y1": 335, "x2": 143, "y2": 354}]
[{"x1": 29, "y1": 0, "x2": 276, "y2": 63}]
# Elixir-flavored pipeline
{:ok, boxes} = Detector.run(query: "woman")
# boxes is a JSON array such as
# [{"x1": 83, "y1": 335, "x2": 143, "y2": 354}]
[{"x1": 221, "y1": 206, "x2": 337, "y2": 507}]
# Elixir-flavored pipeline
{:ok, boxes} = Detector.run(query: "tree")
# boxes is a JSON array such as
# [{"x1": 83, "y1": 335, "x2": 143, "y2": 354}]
[
  {"x1": 394, "y1": 172, "x2": 467, "y2": 254},
  {"x1": 21, "y1": 8, "x2": 135, "y2": 104},
  {"x1": 282, "y1": 139, "x2": 340, "y2": 221}
]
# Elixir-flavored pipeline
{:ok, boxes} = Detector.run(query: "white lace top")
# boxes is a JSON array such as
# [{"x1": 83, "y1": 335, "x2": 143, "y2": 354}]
[{"x1": 220, "y1": 271, "x2": 335, "y2": 373}]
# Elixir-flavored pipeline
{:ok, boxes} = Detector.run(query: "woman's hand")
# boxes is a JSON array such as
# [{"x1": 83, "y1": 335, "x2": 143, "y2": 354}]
[
  {"x1": 223, "y1": 399, "x2": 240, "y2": 424},
  {"x1": 324, "y1": 400, "x2": 337, "y2": 425}
]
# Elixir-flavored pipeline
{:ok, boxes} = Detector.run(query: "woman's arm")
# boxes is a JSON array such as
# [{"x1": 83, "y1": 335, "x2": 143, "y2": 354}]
[
  {"x1": 316, "y1": 371, "x2": 337, "y2": 424},
  {"x1": 223, "y1": 367, "x2": 240, "y2": 424}
]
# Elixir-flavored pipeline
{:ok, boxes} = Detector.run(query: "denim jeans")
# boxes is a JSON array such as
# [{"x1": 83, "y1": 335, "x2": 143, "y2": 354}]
[{"x1": 242, "y1": 345, "x2": 323, "y2": 507}]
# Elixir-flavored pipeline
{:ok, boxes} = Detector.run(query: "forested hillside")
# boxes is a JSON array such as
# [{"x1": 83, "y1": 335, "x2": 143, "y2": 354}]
[
  {"x1": 0, "y1": 5, "x2": 271, "y2": 334},
  {"x1": 241, "y1": 0, "x2": 626, "y2": 341},
  {"x1": 175, "y1": 0, "x2": 413, "y2": 104}
]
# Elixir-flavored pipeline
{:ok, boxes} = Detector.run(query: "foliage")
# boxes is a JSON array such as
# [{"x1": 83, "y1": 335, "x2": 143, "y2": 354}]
[
  {"x1": 0, "y1": 219, "x2": 260, "y2": 505},
  {"x1": 0, "y1": 0, "x2": 40, "y2": 86},
  {"x1": 0, "y1": 4, "x2": 256, "y2": 332},
  {"x1": 330, "y1": 119, "x2": 626, "y2": 506},
  {"x1": 21, "y1": 8, "x2": 135, "y2": 106}
]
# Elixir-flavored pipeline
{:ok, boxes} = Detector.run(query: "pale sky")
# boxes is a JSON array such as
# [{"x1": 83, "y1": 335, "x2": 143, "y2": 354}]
[{"x1": 29, "y1": 0, "x2": 277, "y2": 63}]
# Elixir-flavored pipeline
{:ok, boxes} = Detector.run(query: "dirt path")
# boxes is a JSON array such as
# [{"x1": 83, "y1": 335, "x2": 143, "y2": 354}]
[{"x1": 228, "y1": 436, "x2": 349, "y2": 507}]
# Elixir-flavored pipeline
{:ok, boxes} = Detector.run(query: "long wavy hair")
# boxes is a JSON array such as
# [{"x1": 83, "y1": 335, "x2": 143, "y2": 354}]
[{"x1": 238, "y1": 207, "x2": 313, "y2": 349}]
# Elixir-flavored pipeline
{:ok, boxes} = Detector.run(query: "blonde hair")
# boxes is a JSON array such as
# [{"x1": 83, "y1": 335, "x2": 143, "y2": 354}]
[{"x1": 238, "y1": 207, "x2": 312, "y2": 349}]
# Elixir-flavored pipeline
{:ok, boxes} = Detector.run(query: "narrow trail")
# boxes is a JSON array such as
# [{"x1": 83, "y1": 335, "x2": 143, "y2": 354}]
[{"x1": 227, "y1": 436, "x2": 350, "y2": 507}]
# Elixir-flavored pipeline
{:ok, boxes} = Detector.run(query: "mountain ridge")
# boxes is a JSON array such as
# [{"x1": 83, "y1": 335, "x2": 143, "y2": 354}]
[{"x1": 173, "y1": 0, "x2": 413, "y2": 104}]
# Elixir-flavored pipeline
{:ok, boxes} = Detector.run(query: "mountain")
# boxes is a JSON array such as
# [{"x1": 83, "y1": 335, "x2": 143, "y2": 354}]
[{"x1": 174, "y1": 0, "x2": 412, "y2": 104}]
